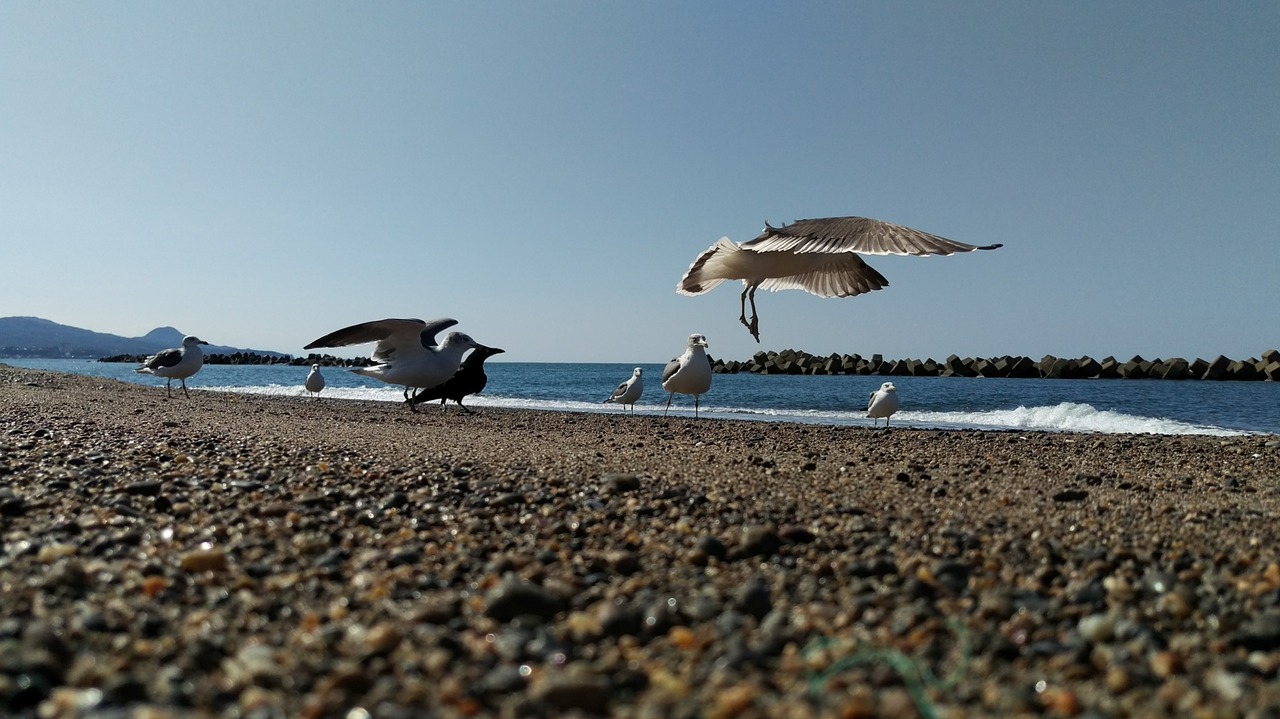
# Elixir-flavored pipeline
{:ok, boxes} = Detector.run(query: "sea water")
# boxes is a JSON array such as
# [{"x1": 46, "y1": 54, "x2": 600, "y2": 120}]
[{"x1": 6, "y1": 358, "x2": 1278, "y2": 436}]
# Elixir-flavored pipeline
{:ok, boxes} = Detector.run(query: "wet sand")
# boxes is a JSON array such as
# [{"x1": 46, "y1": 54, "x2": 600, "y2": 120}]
[{"x1": 3, "y1": 364, "x2": 1280, "y2": 718}]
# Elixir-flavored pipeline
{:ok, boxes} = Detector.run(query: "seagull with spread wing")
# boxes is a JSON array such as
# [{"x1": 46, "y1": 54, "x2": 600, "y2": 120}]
[
  {"x1": 677, "y1": 216, "x2": 1002, "y2": 342},
  {"x1": 303, "y1": 318, "x2": 481, "y2": 411}
]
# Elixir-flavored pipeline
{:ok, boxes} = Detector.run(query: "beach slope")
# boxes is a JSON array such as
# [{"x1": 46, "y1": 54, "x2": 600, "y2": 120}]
[{"x1": 2, "y1": 365, "x2": 1279, "y2": 717}]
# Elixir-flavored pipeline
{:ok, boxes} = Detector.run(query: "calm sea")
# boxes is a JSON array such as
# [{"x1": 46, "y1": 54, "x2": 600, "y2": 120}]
[{"x1": 6, "y1": 358, "x2": 1278, "y2": 436}]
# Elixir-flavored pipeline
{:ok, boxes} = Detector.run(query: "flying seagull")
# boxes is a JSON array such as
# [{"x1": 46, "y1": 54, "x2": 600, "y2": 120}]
[
  {"x1": 408, "y1": 345, "x2": 505, "y2": 414},
  {"x1": 677, "y1": 216, "x2": 1003, "y2": 342},
  {"x1": 304, "y1": 364, "x2": 326, "y2": 398},
  {"x1": 303, "y1": 318, "x2": 481, "y2": 411},
  {"x1": 867, "y1": 382, "x2": 900, "y2": 427},
  {"x1": 604, "y1": 367, "x2": 644, "y2": 413},
  {"x1": 662, "y1": 334, "x2": 712, "y2": 418},
  {"x1": 136, "y1": 335, "x2": 208, "y2": 398}
]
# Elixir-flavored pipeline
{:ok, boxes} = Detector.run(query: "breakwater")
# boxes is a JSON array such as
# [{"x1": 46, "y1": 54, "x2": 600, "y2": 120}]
[
  {"x1": 713, "y1": 348, "x2": 1280, "y2": 380},
  {"x1": 97, "y1": 352, "x2": 373, "y2": 367}
]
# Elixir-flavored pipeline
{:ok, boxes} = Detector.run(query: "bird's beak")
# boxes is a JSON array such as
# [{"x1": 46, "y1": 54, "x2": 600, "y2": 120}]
[
  {"x1": 700, "y1": 340, "x2": 710, "y2": 349},
  {"x1": 486, "y1": 347, "x2": 505, "y2": 355}
]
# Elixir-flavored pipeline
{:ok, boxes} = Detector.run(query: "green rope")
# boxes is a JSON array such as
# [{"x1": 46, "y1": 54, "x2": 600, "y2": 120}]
[{"x1": 802, "y1": 618, "x2": 970, "y2": 719}]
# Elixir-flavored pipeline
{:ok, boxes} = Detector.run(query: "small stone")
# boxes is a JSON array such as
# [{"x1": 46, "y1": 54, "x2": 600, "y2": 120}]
[
  {"x1": 532, "y1": 671, "x2": 610, "y2": 714},
  {"x1": 601, "y1": 473, "x2": 642, "y2": 495},
  {"x1": 778, "y1": 524, "x2": 817, "y2": 544},
  {"x1": 697, "y1": 535, "x2": 727, "y2": 559},
  {"x1": 1078, "y1": 614, "x2": 1116, "y2": 643},
  {"x1": 730, "y1": 525, "x2": 780, "y2": 560},
  {"x1": 735, "y1": 579, "x2": 773, "y2": 619},
  {"x1": 123, "y1": 480, "x2": 163, "y2": 497},
  {"x1": 362, "y1": 623, "x2": 402, "y2": 656},
  {"x1": 484, "y1": 576, "x2": 564, "y2": 622},
  {"x1": 180, "y1": 547, "x2": 229, "y2": 573}
]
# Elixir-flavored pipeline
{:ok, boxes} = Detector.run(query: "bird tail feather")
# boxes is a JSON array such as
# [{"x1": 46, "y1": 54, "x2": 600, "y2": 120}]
[{"x1": 677, "y1": 237, "x2": 738, "y2": 295}]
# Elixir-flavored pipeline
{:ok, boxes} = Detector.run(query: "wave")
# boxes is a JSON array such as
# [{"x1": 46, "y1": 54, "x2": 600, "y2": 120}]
[
  {"x1": 218, "y1": 385, "x2": 1245, "y2": 436},
  {"x1": 900, "y1": 402, "x2": 1243, "y2": 436}
]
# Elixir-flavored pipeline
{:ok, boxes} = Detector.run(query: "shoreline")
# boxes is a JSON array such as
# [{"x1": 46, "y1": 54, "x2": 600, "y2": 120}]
[{"x1": 3, "y1": 365, "x2": 1280, "y2": 717}]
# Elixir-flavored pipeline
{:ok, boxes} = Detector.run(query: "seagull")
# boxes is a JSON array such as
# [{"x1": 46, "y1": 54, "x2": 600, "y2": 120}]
[
  {"x1": 604, "y1": 367, "x2": 644, "y2": 412},
  {"x1": 304, "y1": 364, "x2": 326, "y2": 398},
  {"x1": 408, "y1": 345, "x2": 505, "y2": 414},
  {"x1": 136, "y1": 335, "x2": 208, "y2": 398},
  {"x1": 867, "y1": 382, "x2": 900, "y2": 427},
  {"x1": 302, "y1": 318, "x2": 482, "y2": 412},
  {"x1": 677, "y1": 216, "x2": 1003, "y2": 342},
  {"x1": 662, "y1": 334, "x2": 712, "y2": 418}
]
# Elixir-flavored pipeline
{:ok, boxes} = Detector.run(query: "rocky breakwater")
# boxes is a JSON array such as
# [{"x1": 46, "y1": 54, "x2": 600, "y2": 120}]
[
  {"x1": 98, "y1": 353, "x2": 373, "y2": 367},
  {"x1": 714, "y1": 348, "x2": 1280, "y2": 381}
]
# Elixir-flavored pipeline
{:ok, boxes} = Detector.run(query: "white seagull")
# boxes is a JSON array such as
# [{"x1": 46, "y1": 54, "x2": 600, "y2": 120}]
[
  {"x1": 302, "y1": 318, "x2": 481, "y2": 411},
  {"x1": 604, "y1": 367, "x2": 644, "y2": 412},
  {"x1": 867, "y1": 382, "x2": 900, "y2": 427},
  {"x1": 677, "y1": 216, "x2": 1003, "y2": 342},
  {"x1": 136, "y1": 335, "x2": 208, "y2": 399},
  {"x1": 304, "y1": 364, "x2": 326, "y2": 398},
  {"x1": 661, "y1": 334, "x2": 712, "y2": 418}
]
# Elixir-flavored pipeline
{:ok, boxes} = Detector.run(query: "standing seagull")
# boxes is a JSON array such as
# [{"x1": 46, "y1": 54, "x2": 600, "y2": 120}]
[
  {"x1": 408, "y1": 345, "x2": 505, "y2": 414},
  {"x1": 136, "y1": 335, "x2": 208, "y2": 398},
  {"x1": 677, "y1": 216, "x2": 1003, "y2": 342},
  {"x1": 303, "y1": 318, "x2": 482, "y2": 412},
  {"x1": 604, "y1": 367, "x2": 644, "y2": 413},
  {"x1": 867, "y1": 382, "x2": 900, "y2": 427},
  {"x1": 661, "y1": 334, "x2": 712, "y2": 418},
  {"x1": 304, "y1": 364, "x2": 326, "y2": 398}
]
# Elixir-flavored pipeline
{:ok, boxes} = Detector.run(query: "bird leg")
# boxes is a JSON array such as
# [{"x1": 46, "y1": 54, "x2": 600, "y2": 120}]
[
  {"x1": 664, "y1": 393, "x2": 674, "y2": 417},
  {"x1": 738, "y1": 287, "x2": 752, "y2": 334},
  {"x1": 739, "y1": 286, "x2": 761, "y2": 342},
  {"x1": 458, "y1": 401, "x2": 474, "y2": 416},
  {"x1": 181, "y1": 379, "x2": 190, "y2": 399},
  {"x1": 694, "y1": 395, "x2": 700, "y2": 418}
]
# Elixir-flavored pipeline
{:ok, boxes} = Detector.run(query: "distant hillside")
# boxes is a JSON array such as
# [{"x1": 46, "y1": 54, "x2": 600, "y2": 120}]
[{"x1": 0, "y1": 316, "x2": 286, "y2": 358}]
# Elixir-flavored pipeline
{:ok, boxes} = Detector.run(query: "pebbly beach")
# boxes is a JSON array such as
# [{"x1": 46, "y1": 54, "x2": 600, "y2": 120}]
[{"x1": 3, "y1": 364, "x2": 1280, "y2": 718}]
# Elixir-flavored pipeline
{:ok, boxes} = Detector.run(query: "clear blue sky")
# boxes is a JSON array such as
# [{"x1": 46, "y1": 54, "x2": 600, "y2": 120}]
[{"x1": 3, "y1": 3, "x2": 1277, "y2": 363}]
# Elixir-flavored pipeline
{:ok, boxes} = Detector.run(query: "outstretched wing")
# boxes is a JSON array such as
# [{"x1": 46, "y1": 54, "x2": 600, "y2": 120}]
[
  {"x1": 304, "y1": 317, "x2": 458, "y2": 362},
  {"x1": 742, "y1": 216, "x2": 1002, "y2": 257},
  {"x1": 756, "y1": 253, "x2": 890, "y2": 297}
]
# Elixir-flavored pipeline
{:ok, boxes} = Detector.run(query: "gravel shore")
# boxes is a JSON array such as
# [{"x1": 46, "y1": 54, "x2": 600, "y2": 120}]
[{"x1": 3, "y1": 364, "x2": 1280, "y2": 718}]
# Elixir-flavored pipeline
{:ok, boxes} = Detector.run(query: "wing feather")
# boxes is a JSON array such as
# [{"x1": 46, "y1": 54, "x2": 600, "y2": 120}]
[
  {"x1": 304, "y1": 318, "x2": 459, "y2": 363},
  {"x1": 743, "y1": 217, "x2": 1001, "y2": 257},
  {"x1": 755, "y1": 255, "x2": 889, "y2": 297},
  {"x1": 661, "y1": 358, "x2": 681, "y2": 383}
]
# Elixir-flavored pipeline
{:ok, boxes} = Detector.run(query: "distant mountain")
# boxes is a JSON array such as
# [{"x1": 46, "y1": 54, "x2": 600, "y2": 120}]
[{"x1": 0, "y1": 316, "x2": 287, "y2": 358}]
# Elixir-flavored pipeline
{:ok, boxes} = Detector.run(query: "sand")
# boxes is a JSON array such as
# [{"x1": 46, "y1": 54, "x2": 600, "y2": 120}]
[{"x1": 2, "y1": 364, "x2": 1279, "y2": 718}]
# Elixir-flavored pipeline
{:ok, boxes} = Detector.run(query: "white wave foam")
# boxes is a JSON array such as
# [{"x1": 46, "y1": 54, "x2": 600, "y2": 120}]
[
  {"x1": 217, "y1": 386, "x2": 1245, "y2": 435},
  {"x1": 902, "y1": 402, "x2": 1244, "y2": 436}
]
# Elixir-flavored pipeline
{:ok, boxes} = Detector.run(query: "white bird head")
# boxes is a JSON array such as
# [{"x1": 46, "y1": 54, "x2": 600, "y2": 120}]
[
  {"x1": 440, "y1": 332, "x2": 481, "y2": 351},
  {"x1": 311, "y1": 364, "x2": 320, "y2": 371},
  {"x1": 881, "y1": 382, "x2": 896, "y2": 392},
  {"x1": 182, "y1": 336, "x2": 208, "y2": 347},
  {"x1": 633, "y1": 367, "x2": 643, "y2": 377},
  {"x1": 687, "y1": 334, "x2": 709, "y2": 350}
]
